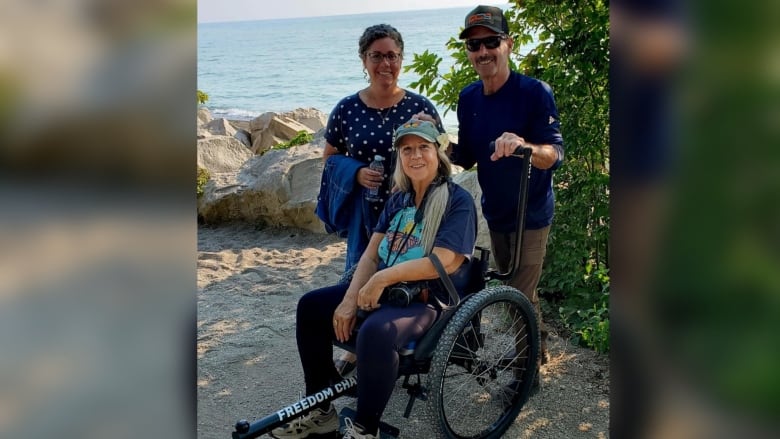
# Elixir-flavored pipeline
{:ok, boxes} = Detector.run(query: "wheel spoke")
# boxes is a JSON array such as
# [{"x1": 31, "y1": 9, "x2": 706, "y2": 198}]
[{"x1": 428, "y1": 288, "x2": 539, "y2": 438}]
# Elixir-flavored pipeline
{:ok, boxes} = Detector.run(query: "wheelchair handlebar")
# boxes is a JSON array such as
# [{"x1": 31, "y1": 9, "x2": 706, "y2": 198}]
[
  {"x1": 485, "y1": 141, "x2": 533, "y2": 282},
  {"x1": 488, "y1": 141, "x2": 533, "y2": 158}
]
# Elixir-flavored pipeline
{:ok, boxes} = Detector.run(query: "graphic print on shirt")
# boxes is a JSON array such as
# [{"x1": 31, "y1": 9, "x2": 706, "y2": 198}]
[{"x1": 379, "y1": 207, "x2": 425, "y2": 267}]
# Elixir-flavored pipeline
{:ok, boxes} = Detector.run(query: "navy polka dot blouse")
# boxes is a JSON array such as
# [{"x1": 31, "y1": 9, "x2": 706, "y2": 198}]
[{"x1": 324, "y1": 90, "x2": 443, "y2": 210}]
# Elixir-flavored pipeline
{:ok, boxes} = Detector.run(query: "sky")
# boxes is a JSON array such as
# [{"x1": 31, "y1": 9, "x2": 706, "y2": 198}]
[{"x1": 198, "y1": 0, "x2": 488, "y2": 23}]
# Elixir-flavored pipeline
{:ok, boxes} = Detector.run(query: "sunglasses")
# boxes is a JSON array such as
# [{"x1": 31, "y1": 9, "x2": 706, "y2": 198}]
[{"x1": 464, "y1": 35, "x2": 507, "y2": 52}]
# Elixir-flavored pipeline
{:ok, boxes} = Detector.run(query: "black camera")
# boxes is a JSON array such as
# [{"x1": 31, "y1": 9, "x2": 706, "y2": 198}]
[{"x1": 381, "y1": 282, "x2": 423, "y2": 307}]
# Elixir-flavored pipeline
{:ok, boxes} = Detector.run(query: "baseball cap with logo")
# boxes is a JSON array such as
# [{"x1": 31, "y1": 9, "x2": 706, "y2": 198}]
[
  {"x1": 459, "y1": 5, "x2": 509, "y2": 39},
  {"x1": 393, "y1": 119, "x2": 441, "y2": 148}
]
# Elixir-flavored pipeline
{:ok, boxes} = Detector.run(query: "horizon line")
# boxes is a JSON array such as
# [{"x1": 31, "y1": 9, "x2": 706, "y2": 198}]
[{"x1": 197, "y1": 4, "x2": 477, "y2": 25}]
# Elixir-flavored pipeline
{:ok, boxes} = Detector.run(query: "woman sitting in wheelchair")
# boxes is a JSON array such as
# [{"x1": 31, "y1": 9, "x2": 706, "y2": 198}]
[{"x1": 271, "y1": 118, "x2": 477, "y2": 439}]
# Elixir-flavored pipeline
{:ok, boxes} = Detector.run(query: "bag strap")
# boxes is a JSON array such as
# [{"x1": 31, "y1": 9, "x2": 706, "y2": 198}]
[{"x1": 428, "y1": 253, "x2": 460, "y2": 307}]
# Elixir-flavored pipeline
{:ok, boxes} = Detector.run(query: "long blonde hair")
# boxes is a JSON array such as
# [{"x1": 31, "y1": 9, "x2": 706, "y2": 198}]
[{"x1": 392, "y1": 147, "x2": 453, "y2": 254}]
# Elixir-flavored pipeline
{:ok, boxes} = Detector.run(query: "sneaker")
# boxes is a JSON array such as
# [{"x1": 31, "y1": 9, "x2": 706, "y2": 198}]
[
  {"x1": 269, "y1": 406, "x2": 338, "y2": 438},
  {"x1": 334, "y1": 356, "x2": 356, "y2": 377},
  {"x1": 342, "y1": 417, "x2": 378, "y2": 439}
]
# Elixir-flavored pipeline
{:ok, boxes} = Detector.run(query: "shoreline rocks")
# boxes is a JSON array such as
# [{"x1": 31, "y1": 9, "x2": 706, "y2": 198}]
[
  {"x1": 197, "y1": 107, "x2": 329, "y2": 232},
  {"x1": 195, "y1": 106, "x2": 489, "y2": 253}
]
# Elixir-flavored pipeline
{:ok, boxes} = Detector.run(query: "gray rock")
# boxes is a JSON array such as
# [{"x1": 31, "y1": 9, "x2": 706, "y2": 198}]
[
  {"x1": 233, "y1": 129, "x2": 252, "y2": 148},
  {"x1": 203, "y1": 118, "x2": 237, "y2": 137},
  {"x1": 197, "y1": 106, "x2": 212, "y2": 126},
  {"x1": 280, "y1": 108, "x2": 328, "y2": 132},
  {"x1": 248, "y1": 111, "x2": 323, "y2": 155},
  {"x1": 197, "y1": 139, "x2": 326, "y2": 233},
  {"x1": 269, "y1": 116, "x2": 313, "y2": 140},
  {"x1": 197, "y1": 136, "x2": 254, "y2": 174}
]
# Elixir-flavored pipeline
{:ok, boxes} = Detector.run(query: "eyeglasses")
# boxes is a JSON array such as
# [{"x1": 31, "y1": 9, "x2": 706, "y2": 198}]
[
  {"x1": 366, "y1": 52, "x2": 402, "y2": 64},
  {"x1": 464, "y1": 35, "x2": 507, "y2": 52}
]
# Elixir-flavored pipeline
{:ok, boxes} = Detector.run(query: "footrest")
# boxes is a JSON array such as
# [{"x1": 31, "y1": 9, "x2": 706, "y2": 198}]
[{"x1": 338, "y1": 407, "x2": 399, "y2": 438}]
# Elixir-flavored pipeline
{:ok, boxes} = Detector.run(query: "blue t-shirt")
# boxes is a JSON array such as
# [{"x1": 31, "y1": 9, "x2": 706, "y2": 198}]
[
  {"x1": 455, "y1": 71, "x2": 564, "y2": 233},
  {"x1": 377, "y1": 205, "x2": 425, "y2": 267},
  {"x1": 374, "y1": 183, "x2": 477, "y2": 299},
  {"x1": 324, "y1": 90, "x2": 443, "y2": 215}
]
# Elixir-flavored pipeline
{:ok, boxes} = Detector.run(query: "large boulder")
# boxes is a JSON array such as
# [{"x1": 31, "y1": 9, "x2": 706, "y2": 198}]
[
  {"x1": 248, "y1": 112, "x2": 274, "y2": 133},
  {"x1": 203, "y1": 118, "x2": 237, "y2": 137},
  {"x1": 197, "y1": 106, "x2": 212, "y2": 125},
  {"x1": 249, "y1": 111, "x2": 319, "y2": 155},
  {"x1": 197, "y1": 138, "x2": 326, "y2": 233},
  {"x1": 268, "y1": 116, "x2": 312, "y2": 141},
  {"x1": 197, "y1": 107, "x2": 214, "y2": 139},
  {"x1": 197, "y1": 136, "x2": 254, "y2": 174},
  {"x1": 233, "y1": 129, "x2": 252, "y2": 148},
  {"x1": 280, "y1": 108, "x2": 328, "y2": 132}
]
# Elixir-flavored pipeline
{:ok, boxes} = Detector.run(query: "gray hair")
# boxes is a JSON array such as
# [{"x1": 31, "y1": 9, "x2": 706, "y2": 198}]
[
  {"x1": 392, "y1": 147, "x2": 453, "y2": 254},
  {"x1": 358, "y1": 24, "x2": 404, "y2": 57}
]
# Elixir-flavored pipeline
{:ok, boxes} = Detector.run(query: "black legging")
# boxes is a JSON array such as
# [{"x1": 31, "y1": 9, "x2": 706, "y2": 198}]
[{"x1": 296, "y1": 283, "x2": 437, "y2": 434}]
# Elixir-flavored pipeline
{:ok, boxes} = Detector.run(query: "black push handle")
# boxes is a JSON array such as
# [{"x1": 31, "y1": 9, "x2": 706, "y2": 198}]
[
  {"x1": 485, "y1": 141, "x2": 533, "y2": 282},
  {"x1": 488, "y1": 140, "x2": 533, "y2": 158}
]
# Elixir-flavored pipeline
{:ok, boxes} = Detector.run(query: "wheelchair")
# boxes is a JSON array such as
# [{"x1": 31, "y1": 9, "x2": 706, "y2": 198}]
[{"x1": 232, "y1": 147, "x2": 539, "y2": 439}]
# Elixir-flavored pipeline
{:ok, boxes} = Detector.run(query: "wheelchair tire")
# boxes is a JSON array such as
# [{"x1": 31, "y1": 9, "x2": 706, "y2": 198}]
[{"x1": 424, "y1": 286, "x2": 540, "y2": 439}]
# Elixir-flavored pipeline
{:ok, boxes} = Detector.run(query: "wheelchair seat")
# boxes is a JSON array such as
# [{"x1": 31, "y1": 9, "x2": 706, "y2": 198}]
[{"x1": 334, "y1": 247, "x2": 490, "y2": 363}]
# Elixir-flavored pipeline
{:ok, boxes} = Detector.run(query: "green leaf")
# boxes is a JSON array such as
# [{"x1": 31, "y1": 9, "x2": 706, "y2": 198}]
[{"x1": 197, "y1": 89, "x2": 209, "y2": 105}]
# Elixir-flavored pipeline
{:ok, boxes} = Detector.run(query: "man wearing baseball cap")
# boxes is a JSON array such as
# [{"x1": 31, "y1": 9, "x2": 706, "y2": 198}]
[
  {"x1": 453, "y1": 5, "x2": 565, "y2": 393},
  {"x1": 458, "y1": 4, "x2": 510, "y2": 38}
]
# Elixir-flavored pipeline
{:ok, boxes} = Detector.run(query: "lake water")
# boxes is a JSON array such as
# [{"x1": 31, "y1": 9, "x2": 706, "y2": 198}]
[{"x1": 198, "y1": 6, "x2": 518, "y2": 131}]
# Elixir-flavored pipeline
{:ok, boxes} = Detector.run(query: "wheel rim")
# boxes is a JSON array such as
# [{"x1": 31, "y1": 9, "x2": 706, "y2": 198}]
[{"x1": 438, "y1": 295, "x2": 536, "y2": 438}]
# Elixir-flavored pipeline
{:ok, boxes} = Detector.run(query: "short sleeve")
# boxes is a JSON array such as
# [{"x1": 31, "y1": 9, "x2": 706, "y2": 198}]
[
  {"x1": 374, "y1": 192, "x2": 407, "y2": 234},
  {"x1": 432, "y1": 185, "x2": 477, "y2": 256}
]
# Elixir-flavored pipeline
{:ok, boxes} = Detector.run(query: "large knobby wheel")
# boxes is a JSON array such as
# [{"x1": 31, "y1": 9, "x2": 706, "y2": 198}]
[{"x1": 425, "y1": 286, "x2": 540, "y2": 439}]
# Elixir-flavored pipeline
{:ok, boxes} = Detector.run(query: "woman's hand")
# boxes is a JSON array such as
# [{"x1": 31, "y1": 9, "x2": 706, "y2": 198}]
[
  {"x1": 333, "y1": 298, "x2": 358, "y2": 343},
  {"x1": 356, "y1": 166, "x2": 383, "y2": 190},
  {"x1": 356, "y1": 273, "x2": 387, "y2": 311}
]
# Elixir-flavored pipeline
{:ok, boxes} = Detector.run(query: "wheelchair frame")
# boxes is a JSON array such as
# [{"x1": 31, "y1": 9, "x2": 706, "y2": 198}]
[{"x1": 232, "y1": 146, "x2": 538, "y2": 439}]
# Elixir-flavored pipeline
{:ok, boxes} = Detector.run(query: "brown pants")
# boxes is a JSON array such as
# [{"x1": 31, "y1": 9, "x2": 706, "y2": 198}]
[{"x1": 489, "y1": 226, "x2": 551, "y2": 359}]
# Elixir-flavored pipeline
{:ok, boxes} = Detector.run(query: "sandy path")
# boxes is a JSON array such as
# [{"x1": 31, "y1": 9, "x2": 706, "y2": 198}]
[{"x1": 197, "y1": 224, "x2": 609, "y2": 438}]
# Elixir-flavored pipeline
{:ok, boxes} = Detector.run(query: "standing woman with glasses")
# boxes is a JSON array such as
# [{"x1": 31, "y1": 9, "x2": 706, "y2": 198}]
[
  {"x1": 317, "y1": 23, "x2": 445, "y2": 277},
  {"x1": 316, "y1": 24, "x2": 445, "y2": 376}
]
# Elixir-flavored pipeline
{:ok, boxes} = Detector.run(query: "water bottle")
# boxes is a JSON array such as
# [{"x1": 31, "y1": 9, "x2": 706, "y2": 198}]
[{"x1": 365, "y1": 155, "x2": 385, "y2": 202}]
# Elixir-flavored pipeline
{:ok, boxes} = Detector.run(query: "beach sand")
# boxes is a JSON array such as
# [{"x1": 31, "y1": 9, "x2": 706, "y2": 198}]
[{"x1": 197, "y1": 223, "x2": 609, "y2": 438}]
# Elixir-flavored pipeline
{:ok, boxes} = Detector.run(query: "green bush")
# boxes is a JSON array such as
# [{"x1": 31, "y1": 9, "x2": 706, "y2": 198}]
[
  {"x1": 197, "y1": 167, "x2": 210, "y2": 198},
  {"x1": 558, "y1": 261, "x2": 610, "y2": 352},
  {"x1": 406, "y1": 0, "x2": 610, "y2": 352},
  {"x1": 560, "y1": 296, "x2": 610, "y2": 353},
  {"x1": 197, "y1": 89, "x2": 209, "y2": 105},
  {"x1": 270, "y1": 130, "x2": 313, "y2": 151}
]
